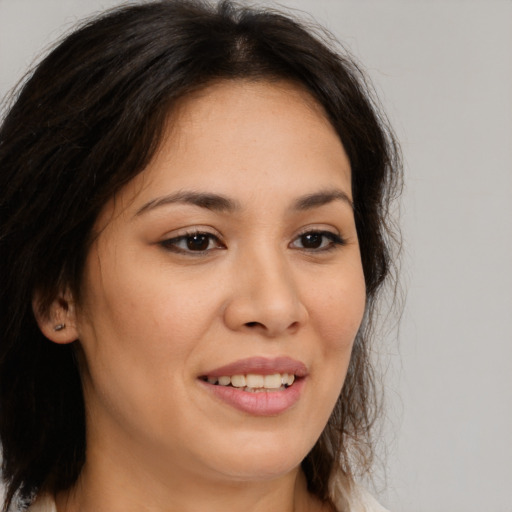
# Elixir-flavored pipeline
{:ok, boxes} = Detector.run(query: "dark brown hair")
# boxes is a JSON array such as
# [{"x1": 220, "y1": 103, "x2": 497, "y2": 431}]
[{"x1": 0, "y1": 1, "x2": 401, "y2": 510}]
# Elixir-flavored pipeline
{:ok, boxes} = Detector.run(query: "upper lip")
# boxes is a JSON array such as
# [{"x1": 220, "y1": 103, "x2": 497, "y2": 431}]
[{"x1": 201, "y1": 356, "x2": 308, "y2": 378}]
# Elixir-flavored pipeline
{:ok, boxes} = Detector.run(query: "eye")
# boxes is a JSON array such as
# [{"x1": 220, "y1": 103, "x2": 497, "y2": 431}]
[
  {"x1": 160, "y1": 231, "x2": 225, "y2": 254},
  {"x1": 290, "y1": 230, "x2": 345, "y2": 251}
]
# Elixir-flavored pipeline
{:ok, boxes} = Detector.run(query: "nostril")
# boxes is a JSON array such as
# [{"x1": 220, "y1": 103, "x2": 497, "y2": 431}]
[
  {"x1": 245, "y1": 321, "x2": 261, "y2": 328},
  {"x1": 288, "y1": 321, "x2": 300, "y2": 331}
]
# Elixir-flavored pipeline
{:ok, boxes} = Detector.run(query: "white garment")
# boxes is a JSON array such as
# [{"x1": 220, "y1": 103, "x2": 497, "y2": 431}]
[
  {"x1": 24, "y1": 495, "x2": 56, "y2": 512},
  {"x1": 25, "y1": 484, "x2": 389, "y2": 512},
  {"x1": 337, "y1": 484, "x2": 390, "y2": 512}
]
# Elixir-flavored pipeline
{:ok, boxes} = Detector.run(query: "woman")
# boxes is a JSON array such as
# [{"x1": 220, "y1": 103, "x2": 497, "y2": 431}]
[{"x1": 0, "y1": 1, "x2": 401, "y2": 511}]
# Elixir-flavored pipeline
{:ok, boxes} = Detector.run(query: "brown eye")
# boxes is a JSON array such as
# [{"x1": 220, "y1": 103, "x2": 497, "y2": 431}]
[
  {"x1": 160, "y1": 232, "x2": 225, "y2": 254},
  {"x1": 300, "y1": 233, "x2": 323, "y2": 249},
  {"x1": 290, "y1": 231, "x2": 345, "y2": 251},
  {"x1": 186, "y1": 234, "x2": 211, "y2": 251}
]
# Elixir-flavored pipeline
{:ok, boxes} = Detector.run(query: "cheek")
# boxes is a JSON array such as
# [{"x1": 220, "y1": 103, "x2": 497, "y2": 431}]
[
  {"x1": 309, "y1": 268, "x2": 366, "y2": 355},
  {"x1": 76, "y1": 258, "x2": 227, "y2": 431},
  {"x1": 80, "y1": 243, "x2": 214, "y2": 351},
  {"x1": 75, "y1": 260, "x2": 203, "y2": 436},
  {"x1": 296, "y1": 265, "x2": 366, "y2": 449}
]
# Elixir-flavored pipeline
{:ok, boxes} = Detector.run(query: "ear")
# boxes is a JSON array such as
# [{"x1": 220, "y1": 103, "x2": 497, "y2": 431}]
[{"x1": 32, "y1": 289, "x2": 79, "y2": 344}]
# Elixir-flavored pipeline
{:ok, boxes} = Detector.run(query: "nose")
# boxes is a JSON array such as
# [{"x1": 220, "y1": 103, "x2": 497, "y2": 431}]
[{"x1": 223, "y1": 250, "x2": 308, "y2": 337}]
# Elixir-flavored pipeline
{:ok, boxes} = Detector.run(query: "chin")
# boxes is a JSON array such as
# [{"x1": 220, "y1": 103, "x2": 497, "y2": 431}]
[{"x1": 199, "y1": 429, "x2": 314, "y2": 482}]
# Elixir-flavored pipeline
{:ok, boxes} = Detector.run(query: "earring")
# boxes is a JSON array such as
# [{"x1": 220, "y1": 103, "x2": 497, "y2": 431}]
[{"x1": 54, "y1": 323, "x2": 66, "y2": 332}]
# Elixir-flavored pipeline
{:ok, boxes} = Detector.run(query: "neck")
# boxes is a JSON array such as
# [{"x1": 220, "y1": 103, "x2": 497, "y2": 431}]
[{"x1": 56, "y1": 446, "x2": 329, "y2": 512}]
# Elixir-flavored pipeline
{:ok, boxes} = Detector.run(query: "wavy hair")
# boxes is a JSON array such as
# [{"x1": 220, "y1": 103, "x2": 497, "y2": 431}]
[{"x1": 0, "y1": 1, "x2": 402, "y2": 510}]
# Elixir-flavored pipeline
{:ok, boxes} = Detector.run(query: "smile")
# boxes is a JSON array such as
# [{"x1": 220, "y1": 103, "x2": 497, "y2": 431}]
[
  {"x1": 199, "y1": 357, "x2": 307, "y2": 415},
  {"x1": 202, "y1": 373, "x2": 296, "y2": 392}
]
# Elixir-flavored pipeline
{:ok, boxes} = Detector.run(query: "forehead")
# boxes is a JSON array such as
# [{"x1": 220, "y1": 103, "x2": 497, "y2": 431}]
[
  {"x1": 165, "y1": 79, "x2": 339, "y2": 152},
  {"x1": 101, "y1": 79, "x2": 352, "y2": 222},
  {"x1": 170, "y1": 78, "x2": 331, "y2": 128}
]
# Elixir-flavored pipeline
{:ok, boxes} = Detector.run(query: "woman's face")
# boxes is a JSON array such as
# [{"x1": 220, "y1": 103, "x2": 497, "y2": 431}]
[{"x1": 74, "y1": 80, "x2": 366, "y2": 484}]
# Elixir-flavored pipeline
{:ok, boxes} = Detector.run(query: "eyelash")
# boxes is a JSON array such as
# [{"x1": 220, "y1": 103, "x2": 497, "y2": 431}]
[
  {"x1": 291, "y1": 230, "x2": 346, "y2": 251},
  {"x1": 159, "y1": 231, "x2": 225, "y2": 255},
  {"x1": 159, "y1": 229, "x2": 346, "y2": 255}
]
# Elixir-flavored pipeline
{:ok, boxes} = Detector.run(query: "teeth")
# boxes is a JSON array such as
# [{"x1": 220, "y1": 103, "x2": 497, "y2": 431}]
[
  {"x1": 206, "y1": 372, "x2": 296, "y2": 390},
  {"x1": 245, "y1": 374, "x2": 264, "y2": 388},
  {"x1": 264, "y1": 374, "x2": 282, "y2": 389},
  {"x1": 230, "y1": 375, "x2": 246, "y2": 388}
]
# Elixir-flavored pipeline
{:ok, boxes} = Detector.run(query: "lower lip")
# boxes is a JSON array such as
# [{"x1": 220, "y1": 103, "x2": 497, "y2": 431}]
[{"x1": 199, "y1": 378, "x2": 305, "y2": 416}]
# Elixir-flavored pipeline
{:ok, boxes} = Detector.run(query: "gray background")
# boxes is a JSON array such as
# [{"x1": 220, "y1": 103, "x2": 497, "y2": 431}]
[{"x1": 1, "y1": 1, "x2": 511, "y2": 511}]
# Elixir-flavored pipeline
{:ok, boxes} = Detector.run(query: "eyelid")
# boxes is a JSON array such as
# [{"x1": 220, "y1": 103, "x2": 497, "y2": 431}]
[
  {"x1": 157, "y1": 225, "x2": 346, "y2": 255},
  {"x1": 159, "y1": 228, "x2": 226, "y2": 255},
  {"x1": 289, "y1": 228, "x2": 346, "y2": 251}
]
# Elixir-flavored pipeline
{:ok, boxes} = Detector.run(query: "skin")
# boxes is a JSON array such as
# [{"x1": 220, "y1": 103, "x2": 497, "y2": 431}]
[{"x1": 40, "y1": 80, "x2": 366, "y2": 512}]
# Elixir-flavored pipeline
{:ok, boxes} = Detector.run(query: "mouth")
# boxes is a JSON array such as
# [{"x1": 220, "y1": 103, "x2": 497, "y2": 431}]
[
  {"x1": 198, "y1": 357, "x2": 307, "y2": 415},
  {"x1": 199, "y1": 372, "x2": 297, "y2": 392}
]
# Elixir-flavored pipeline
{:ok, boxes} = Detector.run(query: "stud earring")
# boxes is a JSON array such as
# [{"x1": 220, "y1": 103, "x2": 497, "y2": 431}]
[{"x1": 54, "y1": 324, "x2": 66, "y2": 332}]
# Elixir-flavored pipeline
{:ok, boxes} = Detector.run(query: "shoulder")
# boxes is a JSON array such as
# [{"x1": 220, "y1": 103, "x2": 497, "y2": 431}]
[
  {"x1": 349, "y1": 486, "x2": 390, "y2": 512},
  {"x1": 330, "y1": 475, "x2": 390, "y2": 512},
  {"x1": 23, "y1": 495, "x2": 56, "y2": 512}
]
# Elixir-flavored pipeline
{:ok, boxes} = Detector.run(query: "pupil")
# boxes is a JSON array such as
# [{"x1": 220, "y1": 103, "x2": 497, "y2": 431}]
[
  {"x1": 187, "y1": 234, "x2": 209, "y2": 251},
  {"x1": 302, "y1": 233, "x2": 322, "y2": 248}
]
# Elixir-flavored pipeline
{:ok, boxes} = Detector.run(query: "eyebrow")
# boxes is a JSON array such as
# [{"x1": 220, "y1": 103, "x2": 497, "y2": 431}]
[
  {"x1": 135, "y1": 191, "x2": 240, "y2": 216},
  {"x1": 292, "y1": 189, "x2": 353, "y2": 211},
  {"x1": 135, "y1": 187, "x2": 353, "y2": 217}
]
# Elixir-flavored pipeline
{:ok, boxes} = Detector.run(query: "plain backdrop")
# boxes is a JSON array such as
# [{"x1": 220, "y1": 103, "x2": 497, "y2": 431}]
[{"x1": 1, "y1": 1, "x2": 511, "y2": 511}]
